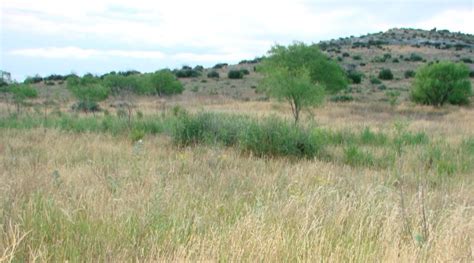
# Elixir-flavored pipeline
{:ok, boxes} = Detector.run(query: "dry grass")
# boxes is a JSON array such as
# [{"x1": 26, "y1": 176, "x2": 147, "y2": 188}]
[{"x1": 0, "y1": 100, "x2": 473, "y2": 261}]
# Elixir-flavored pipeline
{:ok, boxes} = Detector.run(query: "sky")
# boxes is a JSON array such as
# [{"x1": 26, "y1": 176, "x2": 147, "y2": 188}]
[{"x1": 1, "y1": 0, "x2": 473, "y2": 81}]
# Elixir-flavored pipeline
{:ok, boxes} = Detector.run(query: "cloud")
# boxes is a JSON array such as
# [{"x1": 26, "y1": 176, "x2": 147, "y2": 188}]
[
  {"x1": 9, "y1": 47, "x2": 165, "y2": 59},
  {"x1": 415, "y1": 9, "x2": 474, "y2": 33}
]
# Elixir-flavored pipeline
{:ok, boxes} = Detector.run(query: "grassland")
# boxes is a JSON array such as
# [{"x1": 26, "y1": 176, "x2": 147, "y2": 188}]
[{"x1": 0, "y1": 99, "x2": 473, "y2": 261}]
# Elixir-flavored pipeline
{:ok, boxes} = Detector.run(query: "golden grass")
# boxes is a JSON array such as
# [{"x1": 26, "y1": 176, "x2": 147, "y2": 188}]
[{"x1": 0, "y1": 101, "x2": 473, "y2": 261}]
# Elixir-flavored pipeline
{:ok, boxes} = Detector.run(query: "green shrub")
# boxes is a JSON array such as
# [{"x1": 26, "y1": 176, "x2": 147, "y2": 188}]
[
  {"x1": 213, "y1": 63, "x2": 228, "y2": 69},
  {"x1": 330, "y1": 94, "x2": 353, "y2": 102},
  {"x1": 378, "y1": 68, "x2": 394, "y2": 80},
  {"x1": 370, "y1": 76, "x2": 382, "y2": 84},
  {"x1": 460, "y1": 57, "x2": 473, "y2": 63},
  {"x1": 240, "y1": 69, "x2": 250, "y2": 75},
  {"x1": 392, "y1": 58, "x2": 399, "y2": 63},
  {"x1": 130, "y1": 128, "x2": 145, "y2": 143},
  {"x1": 347, "y1": 71, "x2": 363, "y2": 84},
  {"x1": 410, "y1": 53, "x2": 423, "y2": 62},
  {"x1": 344, "y1": 145, "x2": 374, "y2": 167},
  {"x1": 71, "y1": 101, "x2": 101, "y2": 112},
  {"x1": 172, "y1": 112, "x2": 324, "y2": 158},
  {"x1": 239, "y1": 117, "x2": 324, "y2": 158},
  {"x1": 352, "y1": 55, "x2": 362, "y2": 60},
  {"x1": 342, "y1": 52, "x2": 350, "y2": 57},
  {"x1": 359, "y1": 127, "x2": 388, "y2": 146},
  {"x1": 207, "y1": 71, "x2": 220, "y2": 78},
  {"x1": 228, "y1": 70, "x2": 244, "y2": 79},
  {"x1": 404, "y1": 70, "x2": 416, "y2": 79},
  {"x1": 149, "y1": 70, "x2": 184, "y2": 96},
  {"x1": 411, "y1": 62, "x2": 472, "y2": 106}
]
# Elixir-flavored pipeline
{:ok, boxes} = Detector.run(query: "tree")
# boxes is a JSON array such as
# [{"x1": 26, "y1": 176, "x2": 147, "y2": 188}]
[
  {"x1": 67, "y1": 75, "x2": 109, "y2": 113},
  {"x1": 259, "y1": 42, "x2": 346, "y2": 123},
  {"x1": 410, "y1": 62, "x2": 472, "y2": 106},
  {"x1": 260, "y1": 42, "x2": 347, "y2": 94},
  {"x1": 7, "y1": 84, "x2": 38, "y2": 113},
  {"x1": 148, "y1": 70, "x2": 184, "y2": 96}
]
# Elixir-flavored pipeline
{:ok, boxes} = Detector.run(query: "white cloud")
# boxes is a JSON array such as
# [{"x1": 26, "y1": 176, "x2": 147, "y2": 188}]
[
  {"x1": 415, "y1": 9, "x2": 474, "y2": 33},
  {"x1": 9, "y1": 47, "x2": 165, "y2": 59}
]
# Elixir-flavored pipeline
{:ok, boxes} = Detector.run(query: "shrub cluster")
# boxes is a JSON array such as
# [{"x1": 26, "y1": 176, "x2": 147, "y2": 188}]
[
  {"x1": 228, "y1": 70, "x2": 244, "y2": 79},
  {"x1": 404, "y1": 70, "x2": 416, "y2": 79},
  {"x1": 347, "y1": 71, "x2": 363, "y2": 84},
  {"x1": 378, "y1": 69, "x2": 394, "y2": 80},
  {"x1": 207, "y1": 71, "x2": 220, "y2": 78},
  {"x1": 411, "y1": 61, "x2": 472, "y2": 106},
  {"x1": 172, "y1": 112, "x2": 324, "y2": 158}
]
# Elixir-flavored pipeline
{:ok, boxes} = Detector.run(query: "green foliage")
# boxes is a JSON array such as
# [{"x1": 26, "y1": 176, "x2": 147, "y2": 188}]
[
  {"x1": 344, "y1": 145, "x2": 374, "y2": 167},
  {"x1": 67, "y1": 76, "x2": 109, "y2": 112},
  {"x1": 385, "y1": 90, "x2": 401, "y2": 106},
  {"x1": 404, "y1": 70, "x2": 416, "y2": 79},
  {"x1": 460, "y1": 57, "x2": 472, "y2": 63},
  {"x1": 207, "y1": 71, "x2": 220, "y2": 78},
  {"x1": 130, "y1": 128, "x2": 145, "y2": 143},
  {"x1": 174, "y1": 67, "x2": 201, "y2": 78},
  {"x1": 410, "y1": 62, "x2": 472, "y2": 106},
  {"x1": 239, "y1": 117, "x2": 324, "y2": 158},
  {"x1": 71, "y1": 101, "x2": 101, "y2": 112},
  {"x1": 240, "y1": 69, "x2": 250, "y2": 75},
  {"x1": 259, "y1": 66, "x2": 324, "y2": 123},
  {"x1": 409, "y1": 53, "x2": 423, "y2": 62},
  {"x1": 8, "y1": 84, "x2": 38, "y2": 112},
  {"x1": 213, "y1": 63, "x2": 228, "y2": 69},
  {"x1": 23, "y1": 75, "x2": 43, "y2": 84},
  {"x1": 228, "y1": 70, "x2": 244, "y2": 79},
  {"x1": 352, "y1": 55, "x2": 362, "y2": 60},
  {"x1": 102, "y1": 74, "x2": 141, "y2": 95},
  {"x1": 378, "y1": 68, "x2": 394, "y2": 80},
  {"x1": 148, "y1": 70, "x2": 184, "y2": 96},
  {"x1": 171, "y1": 112, "x2": 326, "y2": 158},
  {"x1": 260, "y1": 42, "x2": 347, "y2": 94},
  {"x1": 370, "y1": 76, "x2": 382, "y2": 84},
  {"x1": 347, "y1": 71, "x2": 363, "y2": 84},
  {"x1": 330, "y1": 94, "x2": 353, "y2": 102}
]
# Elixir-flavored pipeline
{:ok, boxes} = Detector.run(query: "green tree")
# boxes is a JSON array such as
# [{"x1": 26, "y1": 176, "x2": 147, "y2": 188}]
[
  {"x1": 260, "y1": 67, "x2": 324, "y2": 124},
  {"x1": 148, "y1": 70, "x2": 184, "y2": 96},
  {"x1": 259, "y1": 42, "x2": 345, "y2": 123},
  {"x1": 410, "y1": 62, "x2": 472, "y2": 106},
  {"x1": 67, "y1": 75, "x2": 109, "y2": 113},
  {"x1": 260, "y1": 42, "x2": 347, "y2": 94},
  {"x1": 8, "y1": 84, "x2": 38, "y2": 113}
]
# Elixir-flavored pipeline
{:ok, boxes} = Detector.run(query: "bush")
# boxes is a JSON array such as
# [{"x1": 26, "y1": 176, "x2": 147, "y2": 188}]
[
  {"x1": 347, "y1": 71, "x2": 363, "y2": 84},
  {"x1": 71, "y1": 101, "x2": 101, "y2": 112},
  {"x1": 239, "y1": 117, "x2": 324, "y2": 158},
  {"x1": 460, "y1": 57, "x2": 473, "y2": 63},
  {"x1": 470, "y1": 71, "x2": 474, "y2": 78},
  {"x1": 410, "y1": 53, "x2": 423, "y2": 62},
  {"x1": 213, "y1": 63, "x2": 228, "y2": 69},
  {"x1": 330, "y1": 94, "x2": 353, "y2": 102},
  {"x1": 149, "y1": 70, "x2": 184, "y2": 96},
  {"x1": 370, "y1": 77, "x2": 382, "y2": 84},
  {"x1": 404, "y1": 70, "x2": 416, "y2": 79},
  {"x1": 344, "y1": 145, "x2": 374, "y2": 167},
  {"x1": 392, "y1": 58, "x2": 399, "y2": 63},
  {"x1": 172, "y1": 112, "x2": 325, "y2": 158},
  {"x1": 342, "y1": 52, "x2": 350, "y2": 57},
  {"x1": 352, "y1": 55, "x2": 362, "y2": 60},
  {"x1": 207, "y1": 71, "x2": 220, "y2": 78},
  {"x1": 378, "y1": 68, "x2": 394, "y2": 80},
  {"x1": 228, "y1": 70, "x2": 244, "y2": 79},
  {"x1": 174, "y1": 69, "x2": 201, "y2": 78},
  {"x1": 411, "y1": 62, "x2": 472, "y2": 106},
  {"x1": 240, "y1": 69, "x2": 250, "y2": 75}
]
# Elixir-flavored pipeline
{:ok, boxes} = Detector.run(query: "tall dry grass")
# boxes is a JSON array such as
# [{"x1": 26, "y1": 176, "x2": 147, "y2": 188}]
[{"x1": 0, "y1": 101, "x2": 473, "y2": 261}]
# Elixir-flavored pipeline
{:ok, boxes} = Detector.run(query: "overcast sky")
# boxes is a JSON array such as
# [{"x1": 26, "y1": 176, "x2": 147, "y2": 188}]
[{"x1": 1, "y1": 0, "x2": 473, "y2": 81}]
